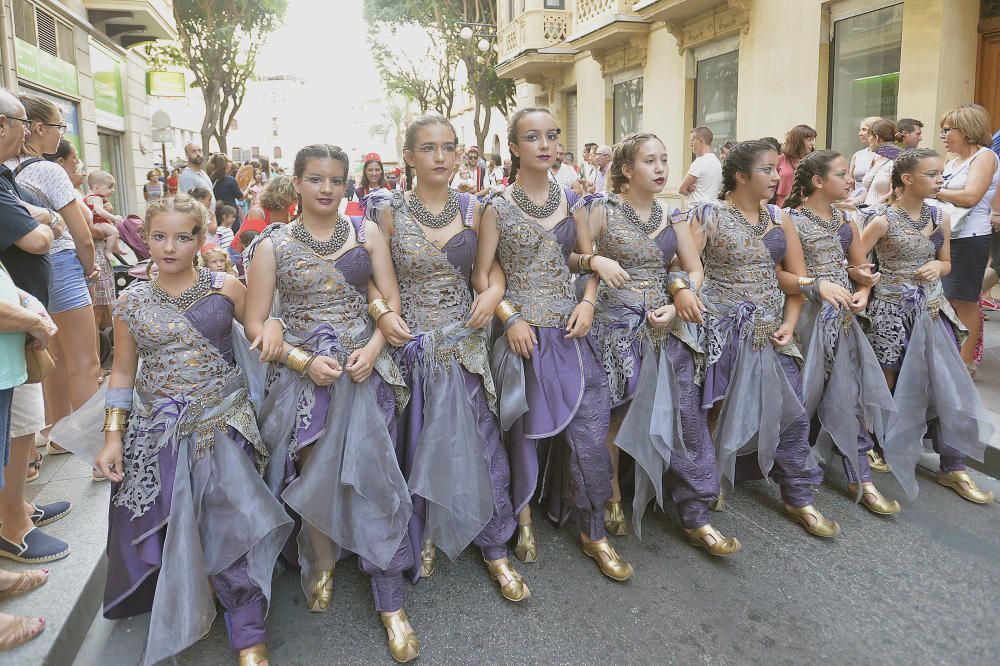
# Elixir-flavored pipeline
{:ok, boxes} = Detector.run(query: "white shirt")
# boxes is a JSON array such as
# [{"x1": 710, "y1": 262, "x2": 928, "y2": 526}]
[
  {"x1": 942, "y1": 147, "x2": 1000, "y2": 238},
  {"x1": 851, "y1": 148, "x2": 874, "y2": 184},
  {"x1": 685, "y1": 152, "x2": 723, "y2": 205},
  {"x1": 178, "y1": 166, "x2": 216, "y2": 208},
  {"x1": 548, "y1": 163, "x2": 579, "y2": 189},
  {"x1": 451, "y1": 171, "x2": 476, "y2": 191},
  {"x1": 4, "y1": 157, "x2": 79, "y2": 254},
  {"x1": 487, "y1": 166, "x2": 506, "y2": 193}
]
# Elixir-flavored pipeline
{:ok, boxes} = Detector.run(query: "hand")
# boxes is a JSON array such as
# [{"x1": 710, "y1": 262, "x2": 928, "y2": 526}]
[
  {"x1": 27, "y1": 314, "x2": 54, "y2": 350},
  {"x1": 505, "y1": 319, "x2": 537, "y2": 359},
  {"x1": 376, "y1": 312, "x2": 413, "y2": 346},
  {"x1": 306, "y1": 355, "x2": 342, "y2": 386},
  {"x1": 565, "y1": 301, "x2": 595, "y2": 338},
  {"x1": 847, "y1": 263, "x2": 880, "y2": 287},
  {"x1": 850, "y1": 290, "x2": 869, "y2": 313},
  {"x1": 913, "y1": 260, "x2": 942, "y2": 282},
  {"x1": 250, "y1": 319, "x2": 286, "y2": 362},
  {"x1": 346, "y1": 344, "x2": 379, "y2": 383},
  {"x1": 770, "y1": 322, "x2": 795, "y2": 348},
  {"x1": 467, "y1": 289, "x2": 503, "y2": 329},
  {"x1": 590, "y1": 255, "x2": 630, "y2": 288},
  {"x1": 647, "y1": 304, "x2": 676, "y2": 329},
  {"x1": 84, "y1": 265, "x2": 100, "y2": 281},
  {"x1": 95, "y1": 435, "x2": 125, "y2": 483},
  {"x1": 817, "y1": 280, "x2": 854, "y2": 310},
  {"x1": 672, "y1": 289, "x2": 705, "y2": 324}
]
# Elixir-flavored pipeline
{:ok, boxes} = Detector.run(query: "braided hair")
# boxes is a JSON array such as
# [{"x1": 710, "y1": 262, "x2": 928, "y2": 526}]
[
  {"x1": 506, "y1": 107, "x2": 555, "y2": 184},
  {"x1": 719, "y1": 140, "x2": 776, "y2": 200},
  {"x1": 888, "y1": 147, "x2": 939, "y2": 203},
  {"x1": 783, "y1": 150, "x2": 842, "y2": 210},
  {"x1": 608, "y1": 132, "x2": 664, "y2": 194}
]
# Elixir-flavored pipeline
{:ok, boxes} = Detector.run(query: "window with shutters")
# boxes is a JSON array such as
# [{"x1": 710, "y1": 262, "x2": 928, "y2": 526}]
[{"x1": 12, "y1": 1, "x2": 75, "y2": 65}]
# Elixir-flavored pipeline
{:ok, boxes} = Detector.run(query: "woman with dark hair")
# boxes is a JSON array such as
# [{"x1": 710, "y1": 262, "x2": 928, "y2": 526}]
[
  {"x1": 775, "y1": 124, "x2": 816, "y2": 206},
  {"x1": 207, "y1": 153, "x2": 247, "y2": 232},
  {"x1": 584, "y1": 132, "x2": 739, "y2": 555},
  {"x1": 246, "y1": 144, "x2": 418, "y2": 662},
  {"x1": 854, "y1": 119, "x2": 899, "y2": 207},
  {"x1": 366, "y1": 114, "x2": 527, "y2": 601},
  {"x1": 783, "y1": 150, "x2": 899, "y2": 515},
  {"x1": 358, "y1": 155, "x2": 387, "y2": 199},
  {"x1": 687, "y1": 140, "x2": 838, "y2": 538},
  {"x1": 476, "y1": 107, "x2": 634, "y2": 580}
]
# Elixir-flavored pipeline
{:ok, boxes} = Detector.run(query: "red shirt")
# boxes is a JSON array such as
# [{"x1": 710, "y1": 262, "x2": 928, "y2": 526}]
[{"x1": 166, "y1": 175, "x2": 178, "y2": 195}]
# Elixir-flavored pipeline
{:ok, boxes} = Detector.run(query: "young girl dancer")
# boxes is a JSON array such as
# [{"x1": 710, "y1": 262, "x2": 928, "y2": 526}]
[
  {"x1": 782, "y1": 151, "x2": 899, "y2": 514},
  {"x1": 688, "y1": 140, "x2": 838, "y2": 538},
  {"x1": 246, "y1": 145, "x2": 418, "y2": 662},
  {"x1": 95, "y1": 194, "x2": 292, "y2": 666},
  {"x1": 366, "y1": 115, "x2": 526, "y2": 601},
  {"x1": 858, "y1": 148, "x2": 994, "y2": 503},
  {"x1": 475, "y1": 108, "x2": 633, "y2": 580},
  {"x1": 584, "y1": 133, "x2": 740, "y2": 555}
]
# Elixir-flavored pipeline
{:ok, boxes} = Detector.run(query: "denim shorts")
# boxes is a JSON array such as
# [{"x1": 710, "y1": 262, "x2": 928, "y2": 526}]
[
  {"x1": 0, "y1": 387, "x2": 12, "y2": 489},
  {"x1": 49, "y1": 248, "x2": 93, "y2": 314}
]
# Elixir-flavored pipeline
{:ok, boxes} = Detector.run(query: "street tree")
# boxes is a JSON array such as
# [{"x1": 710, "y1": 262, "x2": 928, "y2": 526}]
[
  {"x1": 369, "y1": 25, "x2": 457, "y2": 118},
  {"x1": 163, "y1": 0, "x2": 288, "y2": 154}
]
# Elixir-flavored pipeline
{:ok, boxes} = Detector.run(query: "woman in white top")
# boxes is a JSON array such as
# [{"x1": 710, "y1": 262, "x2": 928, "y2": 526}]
[
  {"x1": 848, "y1": 116, "x2": 881, "y2": 192},
  {"x1": 487, "y1": 154, "x2": 506, "y2": 194},
  {"x1": 936, "y1": 105, "x2": 1000, "y2": 369},
  {"x1": 855, "y1": 119, "x2": 900, "y2": 207}
]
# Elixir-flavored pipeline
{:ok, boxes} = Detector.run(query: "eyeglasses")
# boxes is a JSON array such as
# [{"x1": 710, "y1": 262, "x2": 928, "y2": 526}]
[
  {"x1": 42, "y1": 123, "x2": 67, "y2": 136},
  {"x1": 939, "y1": 127, "x2": 953, "y2": 137},
  {"x1": 5, "y1": 115, "x2": 30, "y2": 129}
]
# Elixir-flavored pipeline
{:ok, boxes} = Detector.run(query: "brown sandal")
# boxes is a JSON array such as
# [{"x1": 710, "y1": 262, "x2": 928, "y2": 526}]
[
  {"x1": 0, "y1": 569, "x2": 48, "y2": 601},
  {"x1": 0, "y1": 614, "x2": 45, "y2": 651},
  {"x1": 25, "y1": 452, "x2": 42, "y2": 483}
]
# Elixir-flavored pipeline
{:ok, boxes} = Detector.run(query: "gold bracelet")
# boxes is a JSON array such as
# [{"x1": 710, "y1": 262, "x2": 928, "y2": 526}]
[
  {"x1": 494, "y1": 299, "x2": 518, "y2": 324},
  {"x1": 368, "y1": 298, "x2": 393, "y2": 321},
  {"x1": 578, "y1": 253, "x2": 593, "y2": 272},
  {"x1": 798, "y1": 276, "x2": 816, "y2": 287},
  {"x1": 102, "y1": 407, "x2": 130, "y2": 432},
  {"x1": 285, "y1": 347, "x2": 313, "y2": 375},
  {"x1": 668, "y1": 278, "x2": 689, "y2": 297}
]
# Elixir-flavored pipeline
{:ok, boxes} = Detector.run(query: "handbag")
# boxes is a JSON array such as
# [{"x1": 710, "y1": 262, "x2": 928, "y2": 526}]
[
  {"x1": 926, "y1": 199, "x2": 972, "y2": 235},
  {"x1": 24, "y1": 344, "x2": 55, "y2": 384}
]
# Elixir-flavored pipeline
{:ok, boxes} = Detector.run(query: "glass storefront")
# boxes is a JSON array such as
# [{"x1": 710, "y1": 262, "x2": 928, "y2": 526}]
[
  {"x1": 828, "y1": 4, "x2": 904, "y2": 155},
  {"x1": 694, "y1": 50, "x2": 738, "y2": 150},
  {"x1": 613, "y1": 77, "x2": 643, "y2": 144},
  {"x1": 99, "y1": 131, "x2": 127, "y2": 216}
]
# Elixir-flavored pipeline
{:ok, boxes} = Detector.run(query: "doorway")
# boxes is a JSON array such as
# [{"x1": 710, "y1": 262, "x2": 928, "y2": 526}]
[{"x1": 976, "y1": 13, "x2": 1000, "y2": 131}]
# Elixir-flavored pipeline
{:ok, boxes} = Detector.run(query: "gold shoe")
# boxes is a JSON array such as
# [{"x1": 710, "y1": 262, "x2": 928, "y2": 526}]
[
  {"x1": 380, "y1": 609, "x2": 419, "y2": 663},
  {"x1": 306, "y1": 569, "x2": 334, "y2": 613},
  {"x1": 937, "y1": 470, "x2": 995, "y2": 504},
  {"x1": 784, "y1": 504, "x2": 841, "y2": 538},
  {"x1": 709, "y1": 492, "x2": 726, "y2": 512},
  {"x1": 867, "y1": 449, "x2": 891, "y2": 473},
  {"x1": 513, "y1": 523, "x2": 537, "y2": 563},
  {"x1": 485, "y1": 558, "x2": 531, "y2": 602},
  {"x1": 848, "y1": 483, "x2": 901, "y2": 516},
  {"x1": 238, "y1": 645, "x2": 269, "y2": 666},
  {"x1": 686, "y1": 524, "x2": 741, "y2": 556},
  {"x1": 604, "y1": 501, "x2": 628, "y2": 536},
  {"x1": 419, "y1": 539, "x2": 436, "y2": 578},
  {"x1": 581, "y1": 538, "x2": 634, "y2": 581}
]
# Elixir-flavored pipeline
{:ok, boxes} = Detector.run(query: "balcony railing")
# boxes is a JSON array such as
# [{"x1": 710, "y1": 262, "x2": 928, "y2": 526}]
[
  {"x1": 498, "y1": 8, "x2": 573, "y2": 64},
  {"x1": 574, "y1": 0, "x2": 636, "y2": 28}
]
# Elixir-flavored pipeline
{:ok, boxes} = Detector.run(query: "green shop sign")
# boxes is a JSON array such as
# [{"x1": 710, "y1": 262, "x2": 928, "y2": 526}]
[
  {"x1": 147, "y1": 71, "x2": 186, "y2": 97},
  {"x1": 89, "y1": 38, "x2": 125, "y2": 129},
  {"x1": 14, "y1": 39, "x2": 79, "y2": 97}
]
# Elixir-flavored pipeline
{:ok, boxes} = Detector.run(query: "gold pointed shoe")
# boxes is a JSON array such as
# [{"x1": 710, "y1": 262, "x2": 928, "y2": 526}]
[
  {"x1": 604, "y1": 501, "x2": 628, "y2": 536},
  {"x1": 238, "y1": 645, "x2": 269, "y2": 666},
  {"x1": 306, "y1": 569, "x2": 334, "y2": 613},
  {"x1": 419, "y1": 539, "x2": 436, "y2": 578},
  {"x1": 485, "y1": 558, "x2": 531, "y2": 602},
  {"x1": 849, "y1": 483, "x2": 901, "y2": 516},
  {"x1": 686, "y1": 524, "x2": 742, "y2": 556},
  {"x1": 513, "y1": 523, "x2": 537, "y2": 563},
  {"x1": 867, "y1": 449, "x2": 891, "y2": 473},
  {"x1": 709, "y1": 492, "x2": 726, "y2": 512},
  {"x1": 937, "y1": 471, "x2": 995, "y2": 504},
  {"x1": 784, "y1": 504, "x2": 841, "y2": 538},
  {"x1": 381, "y1": 609, "x2": 419, "y2": 663},
  {"x1": 581, "y1": 538, "x2": 634, "y2": 581}
]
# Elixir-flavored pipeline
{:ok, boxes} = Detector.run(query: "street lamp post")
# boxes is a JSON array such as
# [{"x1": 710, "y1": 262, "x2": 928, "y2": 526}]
[{"x1": 457, "y1": 21, "x2": 496, "y2": 53}]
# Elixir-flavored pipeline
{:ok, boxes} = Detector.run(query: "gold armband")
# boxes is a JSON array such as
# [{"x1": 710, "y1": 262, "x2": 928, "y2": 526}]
[
  {"x1": 368, "y1": 298, "x2": 393, "y2": 321},
  {"x1": 102, "y1": 407, "x2": 130, "y2": 432},
  {"x1": 285, "y1": 346, "x2": 313, "y2": 375},
  {"x1": 668, "y1": 278, "x2": 690, "y2": 297},
  {"x1": 797, "y1": 276, "x2": 816, "y2": 287},
  {"x1": 578, "y1": 253, "x2": 593, "y2": 273},
  {"x1": 494, "y1": 300, "x2": 518, "y2": 324}
]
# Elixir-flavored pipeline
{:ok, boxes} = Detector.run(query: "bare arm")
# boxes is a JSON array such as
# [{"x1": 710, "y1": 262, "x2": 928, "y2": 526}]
[
  {"x1": 937, "y1": 152, "x2": 997, "y2": 208},
  {"x1": 472, "y1": 204, "x2": 501, "y2": 295},
  {"x1": 221, "y1": 274, "x2": 247, "y2": 324},
  {"x1": 678, "y1": 173, "x2": 697, "y2": 196},
  {"x1": 59, "y1": 199, "x2": 97, "y2": 275}
]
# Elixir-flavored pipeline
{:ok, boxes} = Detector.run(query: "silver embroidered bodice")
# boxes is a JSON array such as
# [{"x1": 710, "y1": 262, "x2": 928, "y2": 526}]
[
  {"x1": 790, "y1": 210, "x2": 852, "y2": 291},
  {"x1": 873, "y1": 208, "x2": 942, "y2": 295},
  {"x1": 595, "y1": 196, "x2": 672, "y2": 311},
  {"x1": 490, "y1": 194, "x2": 576, "y2": 328}
]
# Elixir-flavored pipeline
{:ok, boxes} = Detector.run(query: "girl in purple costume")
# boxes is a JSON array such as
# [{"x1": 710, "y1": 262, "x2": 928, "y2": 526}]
[
  {"x1": 583, "y1": 133, "x2": 740, "y2": 556},
  {"x1": 687, "y1": 140, "x2": 840, "y2": 539},
  {"x1": 366, "y1": 115, "x2": 527, "y2": 602},
  {"x1": 781, "y1": 150, "x2": 899, "y2": 516},
  {"x1": 475, "y1": 108, "x2": 634, "y2": 581},
  {"x1": 95, "y1": 194, "x2": 292, "y2": 666},
  {"x1": 246, "y1": 145, "x2": 418, "y2": 663},
  {"x1": 857, "y1": 148, "x2": 994, "y2": 504}
]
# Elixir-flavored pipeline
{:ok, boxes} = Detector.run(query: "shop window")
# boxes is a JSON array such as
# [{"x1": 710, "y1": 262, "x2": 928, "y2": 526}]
[
  {"x1": 613, "y1": 77, "x2": 643, "y2": 144},
  {"x1": 828, "y1": 4, "x2": 903, "y2": 155},
  {"x1": 99, "y1": 131, "x2": 127, "y2": 215},
  {"x1": 694, "y1": 50, "x2": 738, "y2": 151}
]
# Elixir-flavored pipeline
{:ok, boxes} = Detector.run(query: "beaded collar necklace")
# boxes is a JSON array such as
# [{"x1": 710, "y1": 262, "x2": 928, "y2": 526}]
[{"x1": 152, "y1": 267, "x2": 212, "y2": 310}]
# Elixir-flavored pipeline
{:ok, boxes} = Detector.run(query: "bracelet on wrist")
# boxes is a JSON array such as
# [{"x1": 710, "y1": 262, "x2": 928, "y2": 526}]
[
  {"x1": 102, "y1": 407, "x2": 130, "y2": 432},
  {"x1": 285, "y1": 346, "x2": 313, "y2": 375},
  {"x1": 495, "y1": 299, "x2": 518, "y2": 324},
  {"x1": 368, "y1": 298, "x2": 392, "y2": 322},
  {"x1": 580, "y1": 298, "x2": 596, "y2": 309},
  {"x1": 668, "y1": 278, "x2": 690, "y2": 297},
  {"x1": 797, "y1": 276, "x2": 816, "y2": 287},
  {"x1": 503, "y1": 312, "x2": 523, "y2": 331},
  {"x1": 266, "y1": 316, "x2": 288, "y2": 332},
  {"x1": 578, "y1": 254, "x2": 593, "y2": 273}
]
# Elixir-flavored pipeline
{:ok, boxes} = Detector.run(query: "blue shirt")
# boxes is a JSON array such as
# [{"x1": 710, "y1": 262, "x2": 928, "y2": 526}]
[
  {"x1": 0, "y1": 165, "x2": 50, "y2": 306},
  {"x1": 0, "y1": 267, "x2": 27, "y2": 390}
]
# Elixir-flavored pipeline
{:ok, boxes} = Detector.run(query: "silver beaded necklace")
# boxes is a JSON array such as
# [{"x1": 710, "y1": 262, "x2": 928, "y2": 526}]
[
  {"x1": 406, "y1": 188, "x2": 460, "y2": 228},
  {"x1": 619, "y1": 197, "x2": 663, "y2": 235},
  {"x1": 893, "y1": 203, "x2": 932, "y2": 233},
  {"x1": 152, "y1": 267, "x2": 212, "y2": 310},
  {"x1": 290, "y1": 216, "x2": 350, "y2": 256},
  {"x1": 511, "y1": 180, "x2": 561, "y2": 219},
  {"x1": 728, "y1": 204, "x2": 770, "y2": 238},
  {"x1": 799, "y1": 205, "x2": 842, "y2": 233}
]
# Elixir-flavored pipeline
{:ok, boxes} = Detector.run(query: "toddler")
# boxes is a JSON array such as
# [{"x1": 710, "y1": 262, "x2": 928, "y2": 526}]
[
  {"x1": 215, "y1": 203, "x2": 236, "y2": 248},
  {"x1": 201, "y1": 245, "x2": 237, "y2": 277},
  {"x1": 84, "y1": 170, "x2": 122, "y2": 263}
]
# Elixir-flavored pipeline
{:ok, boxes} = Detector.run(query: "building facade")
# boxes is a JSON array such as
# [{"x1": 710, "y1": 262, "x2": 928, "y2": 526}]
[
  {"x1": 0, "y1": 0, "x2": 175, "y2": 214},
  {"x1": 496, "y1": 0, "x2": 1000, "y2": 206}
]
